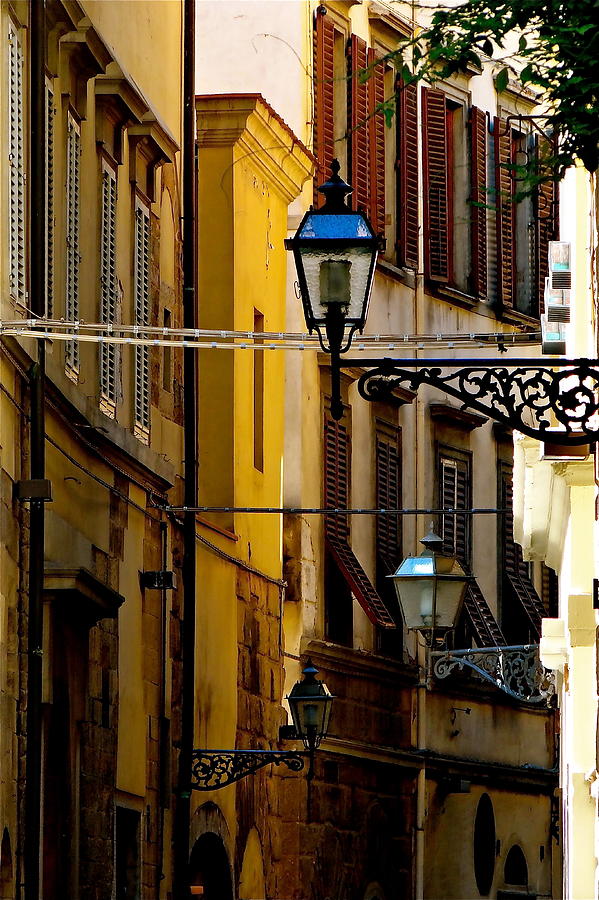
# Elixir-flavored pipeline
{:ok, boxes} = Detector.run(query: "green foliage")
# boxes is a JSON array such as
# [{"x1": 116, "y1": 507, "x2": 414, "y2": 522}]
[{"x1": 388, "y1": 0, "x2": 599, "y2": 178}]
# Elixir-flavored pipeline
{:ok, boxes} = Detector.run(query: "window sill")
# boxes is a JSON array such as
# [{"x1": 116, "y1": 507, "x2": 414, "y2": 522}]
[
  {"x1": 430, "y1": 282, "x2": 479, "y2": 309},
  {"x1": 376, "y1": 258, "x2": 416, "y2": 289},
  {"x1": 498, "y1": 306, "x2": 540, "y2": 328}
]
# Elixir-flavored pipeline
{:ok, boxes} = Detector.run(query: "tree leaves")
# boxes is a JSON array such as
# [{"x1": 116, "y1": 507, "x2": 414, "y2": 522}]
[{"x1": 495, "y1": 67, "x2": 509, "y2": 92}]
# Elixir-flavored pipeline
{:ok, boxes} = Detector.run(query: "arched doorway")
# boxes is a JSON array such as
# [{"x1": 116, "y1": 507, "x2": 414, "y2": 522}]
[
  {"x1": 189, "y1": 832, "x2": 233, "y2": 900},
  {"x1": 0, "y1": 828, "x2": 13, "y2": 900}
]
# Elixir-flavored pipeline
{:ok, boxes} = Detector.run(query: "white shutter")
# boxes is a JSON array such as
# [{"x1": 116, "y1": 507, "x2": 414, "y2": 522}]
[
  {"x1": 45, "y1": 82, "x2": 54, "y2": 317},
  {"x1": 134, "y1": 201, "x2": 150, "y2": 439},
  {"x1": 8, "y1": 22, "x2": 26, "y2": 305},
  {"x1": 65, "y1": 112, "x2": 80, "y2": 376},
  {"x1": 99, "y1": 165, "x2": 118, "y2": 413}
]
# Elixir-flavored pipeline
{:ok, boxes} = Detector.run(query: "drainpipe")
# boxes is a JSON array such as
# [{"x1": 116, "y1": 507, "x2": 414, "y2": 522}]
[
  {"x1": 173, "y1": 0, "x2": 197, "y2": 897},
  {"x1": 24, "y1": 1, "x2": 47, "y2": 898}
]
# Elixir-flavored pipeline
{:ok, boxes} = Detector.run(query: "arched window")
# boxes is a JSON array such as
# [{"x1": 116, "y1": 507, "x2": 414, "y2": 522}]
[
  {"x1": 473, "y1": 793, "x2": 496, "y2": 896},
  {"x1": 0, "y1": 828, "x2": 13, "y2": 900},
  {"x1": 504, "y1": 845, "x2": 528, "y2": 887}
]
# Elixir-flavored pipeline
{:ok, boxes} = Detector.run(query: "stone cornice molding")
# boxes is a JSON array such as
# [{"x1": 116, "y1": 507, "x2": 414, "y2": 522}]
[{"x1": 196, "y1": 94, "x2": 315, "y2": 204}]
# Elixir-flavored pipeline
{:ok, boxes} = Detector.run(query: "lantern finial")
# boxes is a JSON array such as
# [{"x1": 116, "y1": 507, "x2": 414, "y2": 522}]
[{"x1": 318, "y1": 160, "x2": 352, "y2": 211}]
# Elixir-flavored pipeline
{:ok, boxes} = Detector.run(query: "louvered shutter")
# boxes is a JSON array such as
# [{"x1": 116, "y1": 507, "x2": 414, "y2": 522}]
[
  {"x1": 376, "y1": 432, "x2": 401, "y2": 574},
  {"x1": 495, "y1": 117, "x2": 514, "y2": 308},
  {"x1": 470, "y1": 106, "x2": 487, "y2": 298},
  {"x1": 324, "y1": 414, "x2": 395, "y2": 628},
  {"x1": 368, "y1": 49, "x2": 386, "y2": 236},
  {"x1": 440, "y1": 456, "x2": 469, "y2": 566},
  {"x1": 65, "y1": 114, "x2": 81, "y2": 374},
  {"x1": 313, "y1": 10, "x2": 335, "y2": 205},
  {"x1": 8, "y1": 23, "x2": 26, "y2": 305},
  {"x1": 397, "y1": 79, "x2": 419, "y2": 269},
  {"x1": 348, "y1": 35, "x2": 369, "y2": 212},
  {"x1": 464, "y1": 580, "x2": 506, "y2": 647},
  {"x1": 134, "y1": 203, "x2": 151, "y2": 437},
  {"x1": 324, "y1": 415, "x2": 350, "y2": 540},
  {"x1": 423, "y1": 87, "x2": 449, "y2": 281},
  {"x1": 535, "y1": 136, "x2": 559, "y2": 317},
  {"x1": 45, "y1": 84, "x2": 54, "y2": 317},
  {"x1": 501, "y1": 467, "x2": 545, "y2": 637},
  {"x1": 100, "y1": 167, "x2": 118, "y2": 410}
]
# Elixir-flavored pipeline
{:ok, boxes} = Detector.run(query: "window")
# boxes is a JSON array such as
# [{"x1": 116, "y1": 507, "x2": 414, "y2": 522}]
[
  {"x1": 323, "y1": 408, "x2": 395, "y2": 646},
  {"x1": 45, "y1": 81, "x2": 55, "y2": 317},
  {"x1": 8, "y1": 21, "x2": 26, "y2": 306},
  {"x1": 99, "y1": 161, "x2": 118, "y2": 415},
  {"x1": 396, "y1": 76, "x2": 419, "y2": 270},
  {"x1": 375, "y1": 422, "x2": 403, "y2": 657},
  {"x1": 474, "y1": 794, "x2": 496, "y2": 896},
  {"x1": 253, "y1": 310, "x2": 264, "y2": 471},
  {"x1": 494, "y1": 117, "x2": 559, "y2": 318},
  {"x1": 439, "y1": 450, "x2": 471, "y2": 567},
  {"x1": 439, "y1": 446, "x2": 505, "y2": 648},
  {"x1": 162, "y1": 309, "x2": 172, "y2": 392},
  {"x1": 133, "y1": 199, "x2": 151, "y2": 441},
  {"x1": 65, "y1": 112, "x2": 81, "y2": 377},
  {"x1": 499, "y1": 463, "x2": 545, "y2": 643},
  {"x1": 423, "y1": 89, "x2": 476, "y2": 294},
  {"x1": 313, "y1": 12, "x2": 388, "y2": 243}
]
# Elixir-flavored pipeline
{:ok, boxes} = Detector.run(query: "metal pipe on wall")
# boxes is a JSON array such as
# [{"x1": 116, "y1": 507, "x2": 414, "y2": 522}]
[
  {"x1": 24, "y1": 1, "x2": 47, "y2": 897},
  {"x1": 173, "y1": 0, "x2": 198, "y2": 896}
]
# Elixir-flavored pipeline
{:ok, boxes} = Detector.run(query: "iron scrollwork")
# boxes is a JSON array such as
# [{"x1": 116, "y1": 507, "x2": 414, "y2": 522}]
[
  {"x1": 356, "y1": 358, "x2": 599, "y2": 446},
  {"x1": 190, "y1": 749, "x2": 305, "y2": 791},
  {"x1": 431, "y1": 644, "x2": 556, "y2": 704}
]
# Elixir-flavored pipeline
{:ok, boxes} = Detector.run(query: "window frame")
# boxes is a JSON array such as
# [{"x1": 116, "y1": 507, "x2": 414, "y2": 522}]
[
  {"x1": 133, "y1": 193, "x2": 151, "y2": 442},
  {"x1": 7, "y1": 18, "x2": 27, "y2": 307},
  {"x1": 99, "y1": 155, "x2": 119, "y2": 417},
  {"x1": 65, "y1": 108, "x2": 81, "y2": 380}
]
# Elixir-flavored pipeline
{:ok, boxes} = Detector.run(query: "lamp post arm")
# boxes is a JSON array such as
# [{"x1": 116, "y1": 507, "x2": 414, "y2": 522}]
[{"x1": 190, "y1": 749, "x2": 306, "y2": 791}]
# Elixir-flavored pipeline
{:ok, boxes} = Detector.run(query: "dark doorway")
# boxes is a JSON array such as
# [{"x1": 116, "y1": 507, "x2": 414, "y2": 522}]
[{"x1": 189, "y1": 832, "x2": 234, "y2": 900}]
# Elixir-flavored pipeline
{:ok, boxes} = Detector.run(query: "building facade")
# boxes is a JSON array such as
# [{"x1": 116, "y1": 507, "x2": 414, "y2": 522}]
[
  {"x1": 196, "y1": 2, "x2": 561, "y2": 898},
  {"x1": 1, "y1": 1, "x2": 185, "y2": 896}
]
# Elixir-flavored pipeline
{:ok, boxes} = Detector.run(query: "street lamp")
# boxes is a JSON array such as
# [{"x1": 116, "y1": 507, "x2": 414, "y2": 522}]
[
  {"x1": 285, "y1": 159, "x2": 383, "y2": 419},
  {"x1": 189, "y1": 660, "x2": 334, "y2": 790},
  {"x1": 389, "y1": 527, "x2": 469, "y2": 645},
  {"x1": 287, "y1": 658, "x2": 335, "y2": 778}
]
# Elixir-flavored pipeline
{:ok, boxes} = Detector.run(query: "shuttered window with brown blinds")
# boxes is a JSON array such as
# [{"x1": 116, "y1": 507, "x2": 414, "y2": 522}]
[
  {"x1": 313, "y1": 9, "x2": 335, "y2": 205},
  {"x1": 535, "y1": 136, "x2": 559, "y2": 317},
  {"x1": 439, "y1": 453, "x2": 470, "y2": 567},
  {"x1": 470, "y1": 106, "x2": 488, "y2": 298},
  {"x1": 376, "y1": 428, "x2": 402, "y2": 575},
  {"x1": 397, "y1": 78, "x2": 419, "y2": 269},
  {"x1": 324, "y1": 414, "x2": 396, "y2": 630},
  {"x1": 348, "y1": 34, "x2": 370, "y2": 213},
  {"x1": 367, "y1": 48, "x2": 386, "y2": 237},
  {"x1": 494, "y1": 117, "x2": 515, "y2": 309},
  {"x1": 499, "y1": 464, "x2": 546, "y2": 641},
  {"x1": 423, "y1": 87, "x2": 449, "y2": 282}
]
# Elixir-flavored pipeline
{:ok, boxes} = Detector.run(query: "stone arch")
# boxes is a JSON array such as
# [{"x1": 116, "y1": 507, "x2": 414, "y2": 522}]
[
  {"x1": 504, "y1": 844, "x2": 528, "y2": 887},
  {"x1": 0, "y1": 828, "x2": 13, "y2": 900},
  {"x1": 238, "y1": 826, "x2": 266, "y2": 900},
  {"x1": 364, "y1": 881, "x2": 387, "y2": 900},
  {"x1": 189, "y1": 802, "x2": 234, "y2": 900}
]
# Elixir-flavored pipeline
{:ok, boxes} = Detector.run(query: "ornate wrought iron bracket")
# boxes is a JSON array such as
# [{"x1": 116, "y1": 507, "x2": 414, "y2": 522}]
[
  {"x1": 430, "y1": 644, "x2": 556, "y2": 704},
  {"x1": 190, "y1": 749, "x2": 306, "y2": 791},
  {"x1": 349, "y1": 357, "x2": 599, "y2": 446}
]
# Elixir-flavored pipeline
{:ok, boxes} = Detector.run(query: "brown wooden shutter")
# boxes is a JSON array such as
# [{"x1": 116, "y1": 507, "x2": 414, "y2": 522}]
[
  {"x1": 313, "y1": 10, "x2": 335, "y2": 206},
  {"x1": 495, "y1": 117, "x2": 514, "y2": 308},
  {"x1": 397, "y1": 79, "x2": 419, "y2": 269},
  {"x1": 324, "y1": 415, "x2": 350, "y2": 540},
  {"x1": 500, "y1": 466, "x2": 545, "y2": 637},
  {"x1": 464, "y1": 580, "x2": 506, "y2": 646},
  {"x1": 368, "y1": 49, "x2": 386, "y2": 236},
  {"x1": 423, "y1": 87, "x2": 449, "y2": 281},
  {"x1": 535, "y1": 136, "x2": 559, "y2": 317},
  {"x1": 470, "y1": 106, "x2": 487, "y2": 298},
  {"x1": 348, "y1": 34, "x2": 369, "y2": 211},
  {"x1": 376, "y1": 432, "x2": 401, "y2": 574},
  {"x1": 441, "y1": 455, "x2": 470, "y2": 566}
]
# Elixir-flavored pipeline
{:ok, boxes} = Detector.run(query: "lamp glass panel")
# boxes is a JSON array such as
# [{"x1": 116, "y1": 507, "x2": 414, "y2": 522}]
[
  {"x1": 298, "y1": 245, "x2": 374, "y2": 324},
  {"x1": 434, "y1": 577, "x2": 468, "y2": 629},
  {"x1": 298, "y1": 213, "x2": 373, "y2": 240},
  {"x1": 392, "y1": 576, "x2": 435, "y2": 629}
]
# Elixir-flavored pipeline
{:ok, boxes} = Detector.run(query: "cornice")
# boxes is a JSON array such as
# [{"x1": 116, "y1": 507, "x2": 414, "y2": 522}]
[{"x1": 196, "y1": 94, "x2": 315, "y2": 204}]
